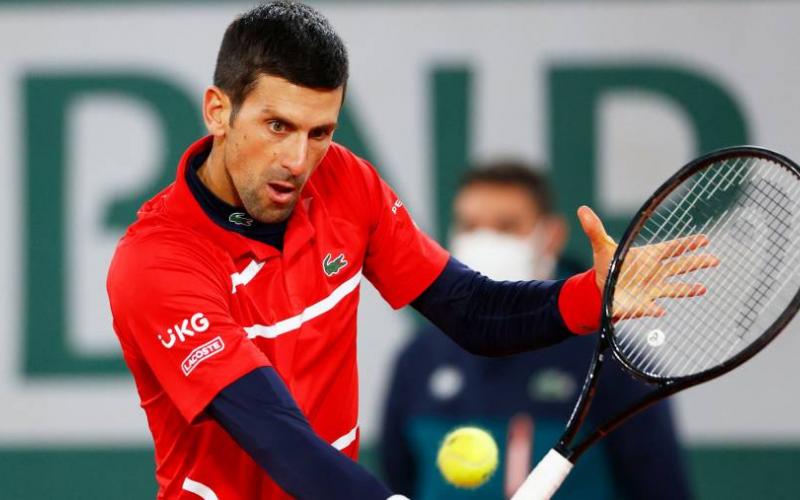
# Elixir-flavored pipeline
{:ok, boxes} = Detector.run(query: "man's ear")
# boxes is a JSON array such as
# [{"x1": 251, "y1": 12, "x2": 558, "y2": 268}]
[{"x1": 203, "y1": 85, "x2": 232, "y2": 137}]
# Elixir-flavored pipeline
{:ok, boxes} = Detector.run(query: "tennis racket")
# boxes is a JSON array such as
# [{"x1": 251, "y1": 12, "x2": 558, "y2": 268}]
[{"x1": 512, "y1": 146, "x2": 800, "y2": 499}]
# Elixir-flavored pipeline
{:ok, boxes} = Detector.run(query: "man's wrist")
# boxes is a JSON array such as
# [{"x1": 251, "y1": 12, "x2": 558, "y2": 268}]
[{"x1": 557, "y1": 269, "x2": 602, "y2": 335}]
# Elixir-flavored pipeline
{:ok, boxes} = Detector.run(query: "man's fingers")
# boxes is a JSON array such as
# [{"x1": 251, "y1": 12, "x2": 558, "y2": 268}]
[
  {"x1": 612, "y1": 299, "x2": 666, "y2": 321},
  {"x1": 660, "y1": 253, "x2": 720, "y2": 278},
  {"x1": 654, "y1": 281, "x2": 707, "y2": 299},
  {"x1": 578, "y1": 205, "x2": 615, "y2": 249},
  {"x1": 651, "y1": 234, "x2": 710, "y2": 259},
  {"x1": 611, "y1": 233, "x2": 716, "y2": 322},
  {"x1": 643, "y1": 303, "x2": 667, "y2": 318},
  {"x1": 612, "y1": 289, "x2": 666, "y2": 320}
]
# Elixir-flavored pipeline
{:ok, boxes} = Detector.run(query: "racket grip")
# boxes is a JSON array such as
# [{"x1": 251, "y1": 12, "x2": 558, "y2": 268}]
[{"x1": 510, "y1": 449, "x2": 573, "y2": 500}]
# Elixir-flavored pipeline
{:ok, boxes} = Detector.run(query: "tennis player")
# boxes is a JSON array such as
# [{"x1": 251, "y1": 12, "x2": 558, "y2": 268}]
[{"x1": 106, "y1": 2, "x2": 711, "y2": 498}]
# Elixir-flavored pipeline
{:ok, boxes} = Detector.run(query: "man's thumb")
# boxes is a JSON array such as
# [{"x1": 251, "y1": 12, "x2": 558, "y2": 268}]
[{"x1": 577, "y1": 205, "x2": 615, "y2": 250}]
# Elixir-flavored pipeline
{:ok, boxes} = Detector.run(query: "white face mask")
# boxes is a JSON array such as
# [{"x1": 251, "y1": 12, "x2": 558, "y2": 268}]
[{"x1": 450, "y1": 228, "x2": 556, "y2": 281}]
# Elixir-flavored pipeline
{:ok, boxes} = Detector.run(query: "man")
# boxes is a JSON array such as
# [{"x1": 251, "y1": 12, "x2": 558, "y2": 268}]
[
  {"x1": 380, "y1": 162, "x2": 693, "y2": 499},
  {"x1": 106, "y1": 2, "x2": 711, "y2": 498}
]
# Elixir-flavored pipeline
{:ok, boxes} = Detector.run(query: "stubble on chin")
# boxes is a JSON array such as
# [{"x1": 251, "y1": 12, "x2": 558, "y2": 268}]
[
  {"x1": 254, "y1": 205, "x2": 295, "y2": 224},
  {"x1": 240, "y1": 187, "x2": 295, "y2": 224}
]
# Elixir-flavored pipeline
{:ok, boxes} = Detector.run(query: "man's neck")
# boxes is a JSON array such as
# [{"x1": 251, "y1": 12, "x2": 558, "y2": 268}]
[
  {"x1": 197, "y1": 142, "x2": 242, "y2": 208},
  {"x1": 184, "y1": 140, "x2": 287, "y2": 250}
]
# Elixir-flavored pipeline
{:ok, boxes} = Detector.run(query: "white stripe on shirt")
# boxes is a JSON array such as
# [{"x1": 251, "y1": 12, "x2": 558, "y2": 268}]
[{"x1": 244, "y1": 270, "x2": 363, "y2": 339}]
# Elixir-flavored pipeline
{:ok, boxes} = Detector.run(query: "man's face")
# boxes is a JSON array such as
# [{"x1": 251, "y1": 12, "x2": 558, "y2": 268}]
[
  {"x1": 453, "y1": 182, "x2": 542, "y2": 237},
  {"x1": 221, "y1": 75, "x2": 342, "y2": 223},
  {"x1": 451, "y1": 181, "x2": 565, "y2": 281}
]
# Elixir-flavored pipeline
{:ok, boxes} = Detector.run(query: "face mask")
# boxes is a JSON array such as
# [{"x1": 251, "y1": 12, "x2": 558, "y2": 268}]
[{"x1": 450, "y1": 227, "x2": 556, "y2": 281}]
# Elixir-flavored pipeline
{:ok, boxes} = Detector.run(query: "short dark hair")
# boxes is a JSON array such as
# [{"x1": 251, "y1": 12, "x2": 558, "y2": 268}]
[
  {"x1": 214, "y1": 1, "x2": 349, "y2": 115},
  {"x1": 459, "y1": 160, "x2": 556, "y2": 214}
]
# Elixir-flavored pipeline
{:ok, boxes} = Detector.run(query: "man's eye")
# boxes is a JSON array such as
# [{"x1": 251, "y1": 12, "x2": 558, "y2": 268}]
[{"x1": 268, "y1": 121, "x2": 286, "y2": 133}]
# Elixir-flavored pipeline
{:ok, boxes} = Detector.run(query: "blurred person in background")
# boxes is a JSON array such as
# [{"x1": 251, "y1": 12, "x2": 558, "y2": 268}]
[{"x1": 380, "y1": 161, "x2": 693, "y2": 500}]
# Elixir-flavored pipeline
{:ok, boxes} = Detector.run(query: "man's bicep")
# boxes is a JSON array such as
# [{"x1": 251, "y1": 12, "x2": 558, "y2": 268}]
[{"x1": 108, "y1": 247, "x2": 270, "y2": 423}]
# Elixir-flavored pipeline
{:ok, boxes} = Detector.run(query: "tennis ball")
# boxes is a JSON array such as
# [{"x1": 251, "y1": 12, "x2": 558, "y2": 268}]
[{"x1": 436, "y1": 426, "x2": 499, "y2": 489}]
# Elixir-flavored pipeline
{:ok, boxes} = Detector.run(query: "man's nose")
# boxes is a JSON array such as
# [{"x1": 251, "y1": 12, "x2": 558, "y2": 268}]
[{"x1": 281, "y1": 134, "x2": 309, "y2": 177}]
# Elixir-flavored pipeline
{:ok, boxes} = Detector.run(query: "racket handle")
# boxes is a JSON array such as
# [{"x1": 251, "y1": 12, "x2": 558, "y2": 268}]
[{"x1": 510, "y1": 449, "x2": 573, "y2": 500}]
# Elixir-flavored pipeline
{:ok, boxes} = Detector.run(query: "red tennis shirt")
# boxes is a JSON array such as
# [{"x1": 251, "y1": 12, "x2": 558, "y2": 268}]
[{"x1": 107, "y1": 136, "x2": 450, "y2": 499}]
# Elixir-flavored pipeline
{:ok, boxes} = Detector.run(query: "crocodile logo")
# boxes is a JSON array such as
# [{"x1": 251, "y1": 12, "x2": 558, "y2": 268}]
[
  {"x1": 228, "y1": 212, "x2": 253, "y2": 227},
  {"x1": 322, "y1": 252, "x2": 348, "y2": 277}
]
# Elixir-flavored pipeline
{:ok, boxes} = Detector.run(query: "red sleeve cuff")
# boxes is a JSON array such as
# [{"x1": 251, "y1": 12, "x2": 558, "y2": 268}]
[{"x1": 558, "y1": 269, "x2": 602, "y2": 335}]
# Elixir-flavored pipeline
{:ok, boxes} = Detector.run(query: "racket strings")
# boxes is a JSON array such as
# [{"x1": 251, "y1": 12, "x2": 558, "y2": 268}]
[
  {"x1": 612, "y1": 158, "x2": 756, "y2": 334},
  {"x1": 633, "y1": 170, "x2": 727, "y2": 255},
  {"x1": 661, "y1": 165, "x2": 798, "y2": 374},
  {"x1": 726, "y1": 178, "x2": 791, "y2": 335},
  {"x1": 615, "y1": 164, "x2": 755, "y2": 372},
  {"x1": 614, "y1": 157, "x2": 752, "y2": 303},
  {"x1": 711, "y1": 176, "x2": 799, "y2": 366},
  {"x1": 612, "y1": 155, "x2": 800, "y2": 379},
  {"x1": 644, "y1": 164, "x2": 787, "y2": 347},
  {"x1": 651, "y1": 161, "x2": 800, "y2": 376}
]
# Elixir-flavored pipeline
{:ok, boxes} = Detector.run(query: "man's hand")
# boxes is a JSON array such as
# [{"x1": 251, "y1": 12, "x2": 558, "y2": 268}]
[{"x1": 577, "y1": 206, "x2": 719, "y2": 320}]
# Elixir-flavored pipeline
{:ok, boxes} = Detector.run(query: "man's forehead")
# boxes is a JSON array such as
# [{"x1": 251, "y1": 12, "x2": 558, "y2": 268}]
[{"x1": 246, "y1": 74, "x2": 342, "y2": 123}]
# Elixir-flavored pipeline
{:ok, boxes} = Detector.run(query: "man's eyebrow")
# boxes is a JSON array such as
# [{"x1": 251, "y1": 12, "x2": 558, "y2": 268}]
[
  {"x1": 261, "y1": 107, "x2": 337, "y2": 131},
  {"x1": 260, "y1": 107, "x2": 297, "y2": 126},
  {"x1": 312, "y1": 122, "x2": 338, "y2": 132}
]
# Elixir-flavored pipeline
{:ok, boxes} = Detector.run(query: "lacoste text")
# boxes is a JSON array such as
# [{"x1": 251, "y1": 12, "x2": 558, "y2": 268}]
[{"x1": 182, "y1": 337, "x2": 225, "y2": 376}]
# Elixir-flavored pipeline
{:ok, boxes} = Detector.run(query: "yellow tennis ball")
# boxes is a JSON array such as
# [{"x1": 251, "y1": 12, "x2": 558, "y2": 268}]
[{"x1": 436, "y1": 426, "x2": 499, "y2": 489}]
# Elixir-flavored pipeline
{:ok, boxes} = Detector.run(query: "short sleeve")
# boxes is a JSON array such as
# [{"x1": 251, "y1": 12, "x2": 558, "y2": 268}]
[
  {"x1": 107, "y1": 231, "x2": 270, "y2": 423},
  {"x1": 358, "y1": 162, "x2": 450, "y2": 308}
]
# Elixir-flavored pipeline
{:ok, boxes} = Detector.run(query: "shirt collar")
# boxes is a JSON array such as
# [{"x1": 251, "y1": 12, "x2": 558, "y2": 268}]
[{"x1": 184, "y1": 144, "x2": 288, "y2": 250}]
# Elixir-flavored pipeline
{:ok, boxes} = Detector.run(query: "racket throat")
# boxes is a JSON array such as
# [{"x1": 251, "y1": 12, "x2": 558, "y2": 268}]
[{"x1": 559, "y1": 344, "x2": 607, "y2": 449}]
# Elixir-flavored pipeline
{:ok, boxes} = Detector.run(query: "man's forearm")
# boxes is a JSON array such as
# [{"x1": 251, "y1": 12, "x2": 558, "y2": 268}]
[
  {"x1": 411, "y1": 257, "x2": 599, "y2": 356},
  {"x1": 208, "y1": 367, "x2": 400, "y2": 500}
]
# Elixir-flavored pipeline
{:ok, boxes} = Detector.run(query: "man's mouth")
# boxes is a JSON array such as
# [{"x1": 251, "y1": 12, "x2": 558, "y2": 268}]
[{"x1": 266, "y1": 181, "x2": 297, "y2": 205}]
